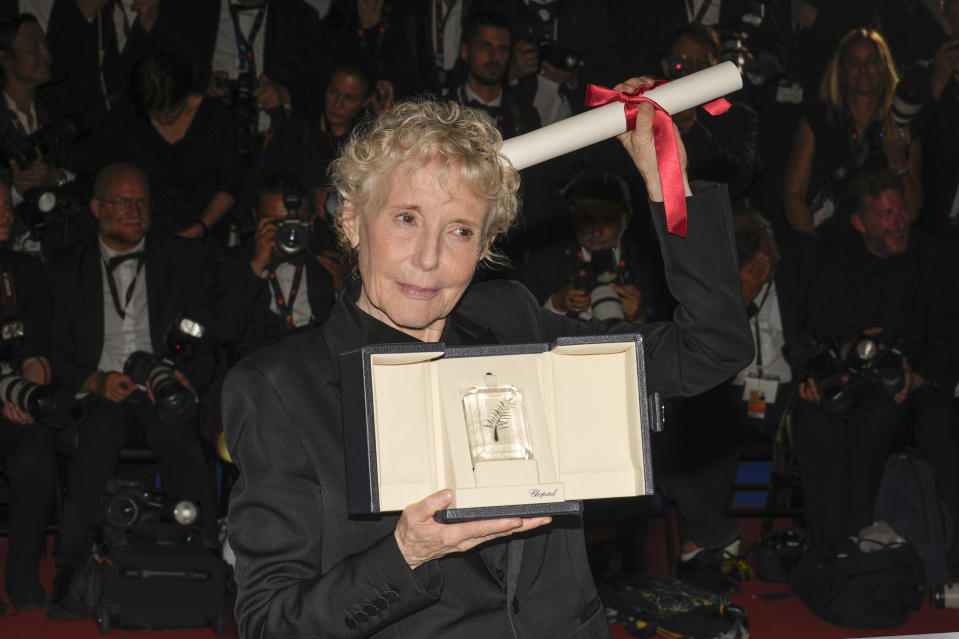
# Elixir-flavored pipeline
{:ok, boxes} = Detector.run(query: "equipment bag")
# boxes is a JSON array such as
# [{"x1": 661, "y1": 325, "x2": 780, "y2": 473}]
[
  {"x1": 88, "y1": 523, "x2": 232, "y2": 635},
  {"x1": 874, "y1": 450, "x2": 955, "y2": 584},
  {"x1": 789, "y1": 539, "x2": 924, "y2": 629}
]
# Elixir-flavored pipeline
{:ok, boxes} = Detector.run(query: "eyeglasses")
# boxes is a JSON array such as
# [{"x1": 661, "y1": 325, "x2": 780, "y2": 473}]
[{"x1": 97, "y1": 197, "x2": 151, "y2": 212}]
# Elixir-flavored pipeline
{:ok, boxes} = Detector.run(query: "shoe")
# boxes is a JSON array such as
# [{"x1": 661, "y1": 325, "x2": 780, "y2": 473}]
[
  {"x1": 676, "y1": 550, "x2": 741, "y2": 596},
  {"x1": 46, "y1": 565, "x2": 88, "y2": 621}
]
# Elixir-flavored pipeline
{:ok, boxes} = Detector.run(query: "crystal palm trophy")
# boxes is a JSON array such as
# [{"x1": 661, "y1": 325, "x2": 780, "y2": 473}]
[{"x1": 462, "y1": 373, "x2": 533, "y2": 465}]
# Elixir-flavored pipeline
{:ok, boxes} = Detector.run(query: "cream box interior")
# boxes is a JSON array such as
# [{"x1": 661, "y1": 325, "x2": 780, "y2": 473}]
[{"x1": 342, "y1": 335, "x2": 654, "y2": 517}]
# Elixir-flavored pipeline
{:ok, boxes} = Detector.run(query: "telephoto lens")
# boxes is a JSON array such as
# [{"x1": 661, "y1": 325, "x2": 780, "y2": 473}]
[
  {"x1": 0, "y1": 371, "x2": 57, "y2": 418},
  {"x1": 930, "y1": 583, "x2": 959, "y2": 609}
]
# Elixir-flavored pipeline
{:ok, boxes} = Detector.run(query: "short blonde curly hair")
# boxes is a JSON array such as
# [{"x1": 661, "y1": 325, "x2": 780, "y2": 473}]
[{"x1": 330, "y1": 99, "x2": 521, "y2": 267}]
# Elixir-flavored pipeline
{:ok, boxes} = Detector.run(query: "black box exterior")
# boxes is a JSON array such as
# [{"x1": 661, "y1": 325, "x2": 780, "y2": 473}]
[{"x1": 340, "y1": 335, "x2": 652, "y2": 519}]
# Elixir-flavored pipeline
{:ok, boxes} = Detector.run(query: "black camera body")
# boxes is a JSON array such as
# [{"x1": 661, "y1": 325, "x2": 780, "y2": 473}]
[
  {"x1": 122, "y1": 317, "x2": 208, "y2": 422},
  {"x1": 101, "y1": 476, "x2": 199, "y2": 533},
  {"x1": 16, "y1": 186, "x2": 84, "y2": 242},
  {"x1": 274, "y1": 191, "x2": 311, "y2": 257},
  {"x1": 716, "y1": 1, "x2": 766, "y2": 75},
  {"x1": 215, "y1": 72, "x2": 258, "y2": 158},
  {"x1": 0, "y1": 359, "x2": 56, "y2": 418},
  {"x1": 571, "y1": 249, "x2": 628, "y2": 322},
  {"x1": 0, "y1": 121, "x2": 76, "y2": 172},
  {"x1": 786, "y1": 332, "x2": 907, "y2": 416},
  {"x1": 535, "y1": 37, "x2": 585, "y2": 73}
]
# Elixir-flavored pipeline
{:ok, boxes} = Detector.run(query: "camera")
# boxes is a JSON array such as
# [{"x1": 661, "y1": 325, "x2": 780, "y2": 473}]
[
  {"x1": 0, "y1": 360, "x2": 56, "y2": 418},
  {"x1": 572, "y1": 249, "x2": 626, "y2": 322},
  {"x1": 535, "y1": 37, "x2": 585, "y2": 73},
  {"x1": 16, "y1": 186, "x2": 83, "y2": 242},
  {"x1": 0, "y1": 121, "x2": 76, "y2": 172},
  {"x1": 274, "y1": 190, "x2": 311, "y2": 257},
  {"x1": 101, "y1": 477, "x2": 198, "y2": 532},
  {"x1": 890, "y1": 65, "x2": 928, "y2": 137},
  {"x1": 122, "y1": 316, "x2": 207, "y2": 422},
  {"x1": 717, "y1": 1, "x2": 766, "y2": 75},
  {"x1": 785, "y1": 332, "x2": 907, "y2": 416},
  {"x1": 215, "y1": 71, "x2": 258, "y2": 159}
]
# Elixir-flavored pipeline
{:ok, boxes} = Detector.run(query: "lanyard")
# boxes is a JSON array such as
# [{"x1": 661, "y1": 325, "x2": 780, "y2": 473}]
[
  {"x1": 752, "y1": 282, "x2": 773, "y2": 377},
  {"x1": 267, "y1": 263, "x2": 304, "y2": 328},
  {"x1": 229, "y1": 2, "x2": 269, "y2": 75},
  {"x1": 104, "y1": 253, "x2": 145, "y2": 320}
]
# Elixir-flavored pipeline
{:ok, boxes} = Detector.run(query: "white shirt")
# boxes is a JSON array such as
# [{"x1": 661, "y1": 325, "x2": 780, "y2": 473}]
[
  {"x1": 97, "y1": 238, "x2": 152, "y2": 374},
  {"x1": 19, "y1": 0, "x2": 54, "y2": 31},
  {"x1": 463, "y1": 83, "x2": 502, "y2": 130},
  {"x1": 212, "y1": 0, "x2": 270, "y2": 131},
  {"x1": 685, "y1": 0, "x2": 721, "y2": 25},
  {"x1": 431, "y1": 0, "x2": 464, "y2": 72},
  {"x1": 734, "y1": 281, "x2": 792, "y2": 384},
  {"x1": 111, "y1": 0, "x2": 137, "y2": 53},
  {"x1": 265, "y1": 262, "x2": 313, "y2": 328}
]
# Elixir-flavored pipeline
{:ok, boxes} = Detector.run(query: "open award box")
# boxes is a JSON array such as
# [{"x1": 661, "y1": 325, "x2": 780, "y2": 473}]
[{"x1": 341, "y1": 334, "x2": 660, "y2": 522}]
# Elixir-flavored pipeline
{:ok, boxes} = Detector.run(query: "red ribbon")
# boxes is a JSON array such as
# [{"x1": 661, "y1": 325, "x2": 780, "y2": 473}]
[{"x1": 585, "y1": 82, "x2": 731, "y2": 237}]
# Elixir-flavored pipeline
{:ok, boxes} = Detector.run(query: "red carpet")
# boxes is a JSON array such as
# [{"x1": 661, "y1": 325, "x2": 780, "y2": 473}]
[{"x1": 2, "y1": 520, "x2": 958, "y2": 638}]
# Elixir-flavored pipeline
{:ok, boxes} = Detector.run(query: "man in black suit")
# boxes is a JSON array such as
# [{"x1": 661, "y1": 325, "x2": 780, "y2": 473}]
[
  {"x1": 454, "y1": 10, "x2": 539, "y2": 139},
  {"x1": 0, "y1": 174, "x2": 57, "y2": 611},
  {"x1": 159, "y1": 0, "x2": 325, "y2": 120},
  {"x1": 46, "y1": 162, "x2": 217, "y2": 620},
  {"x1": 219, "y1": 173, "x2": 339, "y2": 363},
  {"x1": 660, "y1": 23, "x2": 759, "y2": 204},
  {"x1": 43, "y1": 0, "x2": 164, "y2": 133},
  {"x1": 655, "y1": 207, "x2": 815, "y2": 593}
]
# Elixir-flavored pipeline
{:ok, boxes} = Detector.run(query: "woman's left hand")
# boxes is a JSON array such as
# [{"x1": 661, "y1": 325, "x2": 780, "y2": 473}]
[{"x1": 880, "y1": 115, "x2": 910, "y2": 171}]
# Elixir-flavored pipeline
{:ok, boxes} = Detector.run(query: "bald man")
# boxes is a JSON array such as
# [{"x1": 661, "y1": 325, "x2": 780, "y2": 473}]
[{"x1": 46, "y1": 162, "x2": 218, "y2": 620}]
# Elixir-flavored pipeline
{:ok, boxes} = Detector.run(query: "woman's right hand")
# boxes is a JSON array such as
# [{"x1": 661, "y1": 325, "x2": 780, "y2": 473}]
[{"x1": 394, "y1": 489, "x2": 551, "y2": 570}]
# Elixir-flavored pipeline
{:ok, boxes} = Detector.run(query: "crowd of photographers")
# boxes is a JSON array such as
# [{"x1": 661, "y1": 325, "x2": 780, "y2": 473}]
[{"x1": 0, "y1": 0, "x2": 957, "y2": 622}]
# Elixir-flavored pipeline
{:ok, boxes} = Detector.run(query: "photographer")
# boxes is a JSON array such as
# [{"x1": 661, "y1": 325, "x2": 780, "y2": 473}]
[
  {"x1": 46, "y1": 162, "x2": 217, "y2": 620},
  {"x1": 219, "y1": 173, "x2": 340, "y2": 362},
  {"x1": 160, "y1": 0, "x2": 325, "y2": 126},
  {"x1": 792, "y1": 169, "x2": 959, "y2": 561},
  {"x1": 0, "y1": 173, "x2": 57, "y2": 611},
  {"x1": 0, "y1": 13, "x2": 75, "y2": 210},
  {"x1": 660, "y1": 23, "x2": 759, "y2": 204},
  {"x1": 520, "y1": 169, "x2": 666, "y2": 325},
  {"x1": 503, "y1": 0, "x2": 620, "y2": 125}
]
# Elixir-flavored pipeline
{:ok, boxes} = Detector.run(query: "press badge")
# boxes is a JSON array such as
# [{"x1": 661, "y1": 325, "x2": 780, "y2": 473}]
[
  {"x1": 776, "y1": 79, "x2": 803, "y2": 105},
  {"x1": 1, "y1": 320, "x2": 24, "y2": 341},
  {"x1": 742, "y1": 374, "x2": 779, "y2": 420}
]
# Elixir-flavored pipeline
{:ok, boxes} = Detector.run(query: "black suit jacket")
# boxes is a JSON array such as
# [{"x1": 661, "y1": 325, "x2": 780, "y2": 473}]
[
  {"x1": 48, "y1": 232, "x2": 216, "y2": 401},
  {"x1": 0, "y1": 250, "x2": 53, "y2": 366},
  {"x1": 218, "y1": 236, "x2": 336, "y2": 361},
  {"x1": 223, "y1": 182, "x2": 753, "y2": 637},
  {"x1": 160, "y1": 0, "x2": 325, "y2": 115}
]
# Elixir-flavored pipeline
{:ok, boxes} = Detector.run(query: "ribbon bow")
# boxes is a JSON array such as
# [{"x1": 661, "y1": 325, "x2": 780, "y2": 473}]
[{"x1": 585, "y1": 82, "x2": 731, "y2": 237}]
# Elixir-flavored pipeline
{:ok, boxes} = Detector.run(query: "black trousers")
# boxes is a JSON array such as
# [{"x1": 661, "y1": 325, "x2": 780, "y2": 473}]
[
  {"x1": 58, "y1": 396, "x2": 215, "y2": 567},
  {"x1": 0, "y1": 416, "x2": 57, "y2": 596},
  {"x1": 794, "y1": 385, "x2": 959, "y2": 557}
]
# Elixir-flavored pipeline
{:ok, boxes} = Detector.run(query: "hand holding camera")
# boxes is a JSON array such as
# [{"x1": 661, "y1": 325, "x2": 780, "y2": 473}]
[
  {"x1": 250, "y1": 216, "x2": 279, "y2": 276},
  {"x1": 509, "y1": 40, "x2": 539, "y2": 82},
  {"x1": 253, "y1": 74, "x2": 291, "y2": 112}
]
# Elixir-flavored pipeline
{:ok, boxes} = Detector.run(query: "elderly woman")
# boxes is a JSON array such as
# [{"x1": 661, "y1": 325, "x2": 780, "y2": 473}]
[
  {"x1": 223, "y1": 78, "x2": 753, "y2": 637},
  {"x1": 783, "y1": 28, "x2": 922, "y2": 238}
]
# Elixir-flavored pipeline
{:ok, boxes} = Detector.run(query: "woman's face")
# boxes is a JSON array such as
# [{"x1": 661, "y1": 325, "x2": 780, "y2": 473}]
[
  {"x1": 840, "y1": 39, "x2": 883, "y2": 97},
  {"x1": 341, "y1": 161, "x2": 489, "y2": 342}
]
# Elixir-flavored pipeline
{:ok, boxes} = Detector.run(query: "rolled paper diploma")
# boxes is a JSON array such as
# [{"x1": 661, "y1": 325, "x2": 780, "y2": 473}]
[{"x1": 500, "y1": 61, "x2": 743, "y2": 170}]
